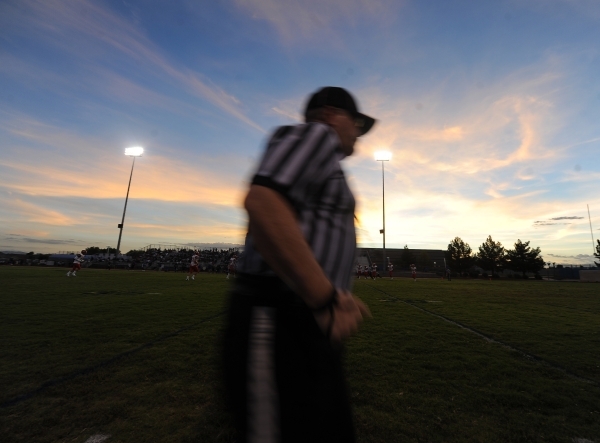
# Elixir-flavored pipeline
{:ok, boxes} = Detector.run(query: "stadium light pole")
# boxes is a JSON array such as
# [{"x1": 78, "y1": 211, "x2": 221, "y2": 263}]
[
  {"x1": 375, "y1": 151, "x2": 392, "y2": 272},
  {"x1": 116, "y1": 147, "x2": 144, "y2": 257}
]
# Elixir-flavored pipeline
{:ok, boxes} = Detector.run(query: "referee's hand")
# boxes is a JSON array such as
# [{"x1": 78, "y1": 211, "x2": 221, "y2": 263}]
[{"x1": 314, "y1": 291, "x2": 371, "y2": 342}]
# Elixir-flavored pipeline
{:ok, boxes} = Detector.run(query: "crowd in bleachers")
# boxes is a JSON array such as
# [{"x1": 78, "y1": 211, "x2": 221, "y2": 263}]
[
  {"x1": 0, "y1": 248, "x2": 241, "y2": 272},
  {"x1": 126, "y1": 247, "x2": 239, "y2": 272},
  {"x1": 81, "y1": 247, "x2": 240, "y2": 272}
]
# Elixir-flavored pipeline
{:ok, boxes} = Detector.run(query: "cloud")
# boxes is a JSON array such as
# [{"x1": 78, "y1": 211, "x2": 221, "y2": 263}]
[
  {"x1": 533, "y1": 216, "x2": 586, "y2": 226},
  {"x1": 545, "y1": 253, "x2": 596, "y2": 264},
  {"x1": 2, "y1": 234, "x2": 83, "y2": 245},
  {"x1": 346, "y1": 67, "x2": 567, "y2": 190},
  {"x1": 2, "y1": 0, "x2": 264, "y2": 132},
  {"x1": 0, "y1": 197, "x2": 77, "y2": 227},
  {"x1": 232, "y1": 0, "x2": 399, "y2": 46},
  {"x1": 0, "y1": 113, "x2": 248, "y2": 205},
  {"x1": 270, "y1": 106, "x2": 301, "y2": 123}
]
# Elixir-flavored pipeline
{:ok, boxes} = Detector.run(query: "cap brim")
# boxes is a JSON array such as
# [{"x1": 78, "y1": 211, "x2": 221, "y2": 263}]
[{"x1": 355, "y1": 113, "x2": 376, "y2": 136}]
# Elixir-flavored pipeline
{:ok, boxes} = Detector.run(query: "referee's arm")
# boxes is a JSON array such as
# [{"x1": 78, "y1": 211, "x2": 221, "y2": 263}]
[{"x1": 244, "y1": 184, "x2": 369, "y2": 341}]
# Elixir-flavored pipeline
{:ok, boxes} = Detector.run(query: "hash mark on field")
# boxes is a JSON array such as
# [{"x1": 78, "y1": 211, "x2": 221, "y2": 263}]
[
  {"x1": 367, "y1": 284, "x2": 599, "y2": 387},
  {"x1": 84, "y1": 434, "x2": 110, "y2": 443}
]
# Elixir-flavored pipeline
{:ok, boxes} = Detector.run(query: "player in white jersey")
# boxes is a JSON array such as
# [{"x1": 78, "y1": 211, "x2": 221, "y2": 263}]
[
  {"x1": 410, "y1": 263, "x2": 417, "y2": 281},
  {"x1": 67, "y1": 250, "x2": 86, "y2": 277},
  {"x1": 356, "y1": 264, "x2": 361, "y2": 279},
  {"x1": 226, "y1": 255, "x2": 237, "y2": 280},
  {"x1": 186, "y1": 252, "x2": 200, "y2": 280},
  {"x1": 388, "y1": 262, "x2": 394, "y2": 279}
]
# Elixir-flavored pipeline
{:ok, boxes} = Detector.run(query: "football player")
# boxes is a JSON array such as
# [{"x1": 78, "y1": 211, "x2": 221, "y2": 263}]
[
  {"x1": 226, "y1": 254, "x2": 237, "y2": 280},
  {"x1": 67, "y1": 250, "x2": 86, "y2": 277},
  {"x1": 186, "y1": 251, "x2": 200, "y2": 281}
]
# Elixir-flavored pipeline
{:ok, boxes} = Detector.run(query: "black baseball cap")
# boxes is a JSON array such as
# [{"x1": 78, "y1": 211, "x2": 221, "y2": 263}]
[{"x1": 304, "y1": 86, "x2": 376, "y2": 136}]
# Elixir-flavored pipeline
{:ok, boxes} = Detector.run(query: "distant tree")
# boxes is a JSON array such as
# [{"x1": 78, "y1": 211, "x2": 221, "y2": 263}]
[
  {"x1": 26, "y1": 251, "x2": 35, "y2": 257},
  {"x1": 595, "y1": 239, "x2": 600, "y2": 267},
  {"x1": 445, "y1": 237, "x2": 474, "y2": 273},
  {"x1": 417, "y1": 251, "x2": 433, "y2": 270},
  {"x1": 85, "y1": 246, "x2": 101, "y2": 254},
  {"x1": 505, "y1": 239, "x2": 544, "y2": 278},
  {"x1": 476, "y1": 236, "x2": 506, "y2": 276},
  {"x1": 126, "y1": 249, "x2": 145, "y2": 259},
  {"x1": 400, "y1": 245, "x2": 414, "y2": 269}
]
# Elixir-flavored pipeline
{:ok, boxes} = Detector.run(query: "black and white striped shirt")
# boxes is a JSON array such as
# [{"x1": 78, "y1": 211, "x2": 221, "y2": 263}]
[{"x1": 237, "y1": 122, "x2": 357, "y2": 291}]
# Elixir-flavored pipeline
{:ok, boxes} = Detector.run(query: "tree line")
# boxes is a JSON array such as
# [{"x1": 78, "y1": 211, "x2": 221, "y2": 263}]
[{"x1": 445, "y1": 236, "x2": 545, "y2": 278}]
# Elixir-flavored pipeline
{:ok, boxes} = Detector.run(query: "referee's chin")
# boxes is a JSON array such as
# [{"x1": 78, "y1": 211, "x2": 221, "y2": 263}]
[{"x1": 340, "y1": 143, "x2": 355, "y2": 157}]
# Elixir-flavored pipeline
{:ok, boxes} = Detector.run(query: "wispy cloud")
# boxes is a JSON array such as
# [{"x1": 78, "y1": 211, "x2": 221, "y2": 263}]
[
  {"x1": 270, "y1": 106, "x2": 301, "y2": 123},
  {"x1": 2, "y1": 234, "x2": 84, "y2": 245},
  {"x1": 2, "y1": 0, "x2": 264, "y2": 132},
  {"x1": 533, "y1": 216, "x2": 586, "y2": 226},
  {"x1": 232, "y1": 0, "x2": 400, "y2": 46},
  {"x1": 545, "y1": 253, "x2": 596, "y2": 263},
  {"x1": 0, "y1": 113, "x2": 248, "y2": 205},
  {"x1": 0, "y1": 197, "x2": 77, "y2": 226}
]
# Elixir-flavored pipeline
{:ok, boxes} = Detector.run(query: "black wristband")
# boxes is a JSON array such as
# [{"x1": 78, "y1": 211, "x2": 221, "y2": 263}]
[{"x1": 310, "y1": 287, "x2": 338, "y2": 313}]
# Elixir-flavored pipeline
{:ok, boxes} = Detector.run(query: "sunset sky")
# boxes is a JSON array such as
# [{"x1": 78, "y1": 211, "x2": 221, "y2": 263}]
[{"x1": 1, "y1": 0, "x2": 599, "y2": 264}]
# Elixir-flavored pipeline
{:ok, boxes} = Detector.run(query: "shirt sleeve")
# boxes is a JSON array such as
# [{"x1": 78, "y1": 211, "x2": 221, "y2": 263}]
[{"x1": 251, "y1": 122, "x2": 339, "y2": 207}]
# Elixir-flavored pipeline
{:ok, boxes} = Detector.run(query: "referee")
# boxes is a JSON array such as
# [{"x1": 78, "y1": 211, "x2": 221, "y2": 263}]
[{"x1": 222, "y1": 87, "x2": 376, "y2": 443}]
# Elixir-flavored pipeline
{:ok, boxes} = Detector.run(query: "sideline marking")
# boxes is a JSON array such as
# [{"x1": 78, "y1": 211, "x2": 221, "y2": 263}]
[
  {"x1": 1, "y1": 311, "x2": 225, "y2": 409},
  {"x1": 367, "y1": 284, "x2": 599, "y2": 387},
  {"x1": 84, "y1": 434, "x2": 111, "y2": 443}
]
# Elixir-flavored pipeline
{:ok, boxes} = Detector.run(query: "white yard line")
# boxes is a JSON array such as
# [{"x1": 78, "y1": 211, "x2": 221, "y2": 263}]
[
  {"x1": 368, "y1": 284, "x2": 599, "y2": 387},
  {"x1": 83, "y1": 434, "x2": 111, "y2": 443}
]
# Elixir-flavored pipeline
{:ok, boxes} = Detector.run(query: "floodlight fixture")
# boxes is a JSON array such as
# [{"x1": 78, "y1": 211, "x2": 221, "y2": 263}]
[
  {"x1": 125, "y1": 146, "x2": 144, "y2": 157},
  {"x1": 375, "y1": 150, "x2": 392, "y2": 269},
  {"x1": 374, "y1": 150, "x2": 392, "y2": 162},
  {"x1": 116, "y1": 147, "x2": 144, "y2": 256}
]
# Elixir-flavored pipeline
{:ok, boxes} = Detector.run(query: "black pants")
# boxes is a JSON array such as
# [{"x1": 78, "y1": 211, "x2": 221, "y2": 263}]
[{"x1": 222, "y1": 275, "x2": 355, "y2": 443}]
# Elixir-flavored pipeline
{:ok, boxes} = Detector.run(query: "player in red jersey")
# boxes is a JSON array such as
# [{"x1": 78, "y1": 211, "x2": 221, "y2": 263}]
[
  {"x1": 186, "y1": 251, "x2": 200, "y2": 281},
  {"x1": 67, "y1": 250, "x2": 86, "y2": 277},
  {"x1": 226, "y1": 255, "x2": 237, "y2": 280},
  {"x1": 410, "y1": 263, "x2": 417, "y2": 281}
]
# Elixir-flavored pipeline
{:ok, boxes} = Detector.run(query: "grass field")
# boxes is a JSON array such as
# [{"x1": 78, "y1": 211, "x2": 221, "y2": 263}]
[{"x1": 1, "y1": 267, "x2": 599, "y2": 443}]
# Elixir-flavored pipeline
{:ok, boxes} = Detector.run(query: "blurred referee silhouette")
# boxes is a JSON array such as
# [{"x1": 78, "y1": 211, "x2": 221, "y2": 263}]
[{"x1": 222, "y1": 86, "x2": 376, "y2": 443}]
